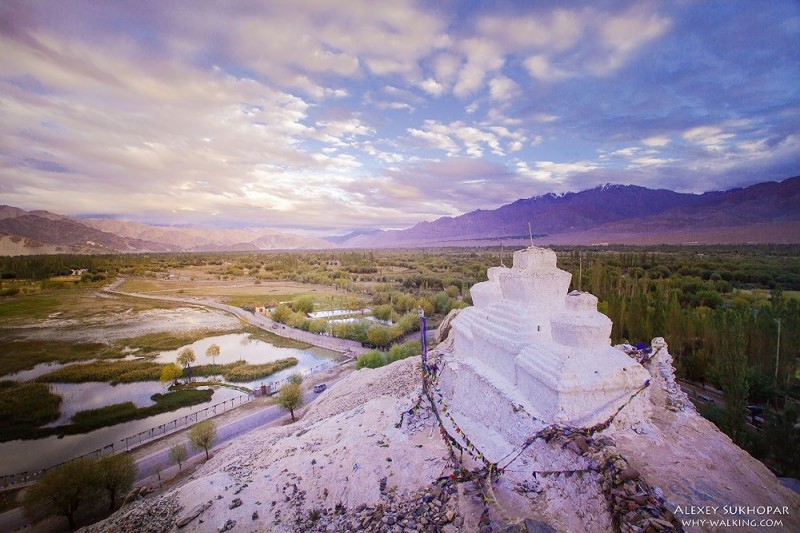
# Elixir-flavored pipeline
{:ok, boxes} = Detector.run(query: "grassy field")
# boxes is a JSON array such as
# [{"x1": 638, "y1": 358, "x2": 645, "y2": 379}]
[
  {"x1": 0, "y1": 283, "x2": 181, "y2": 323},
  {"x1": 116, "y1": 328, "x2": 243, "y2": 354},
  {"x1": 191, "y1": 357, "x2": 298, "y2": 382},
  {"x1": 117, "y1": 277, "x2": 341, "y2": 308},
  {"x1": 241, "y1": 325, "x2": 311, "y2": 349},
  {"x1": 69, "y1": 389, "x2": 213, "y2": 431}
]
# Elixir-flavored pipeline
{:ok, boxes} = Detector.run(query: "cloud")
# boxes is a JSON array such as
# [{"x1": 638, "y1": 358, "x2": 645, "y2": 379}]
[
  {"x1": 419, "y1": 78, "x2": 445, "y2": 97},
  {"x1": 453, "y1": 38, "x2": 505, "y2": 98},
  {"x1": 0, "y1": 0, "x2": 797, "y2": 234},
  {"x1": 489, "y1": 75, "x2": 520, "y2": 101},
  {"x1": 524, "y1": 55, "x2": 571, "y2": 82},
  {"x1": 406, "y1": 120, "x2": 528, "y2": 157}
]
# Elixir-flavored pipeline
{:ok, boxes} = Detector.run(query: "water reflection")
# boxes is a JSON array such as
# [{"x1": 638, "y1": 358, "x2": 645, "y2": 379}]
[
  {"x1": 0, "y1": 387, "x2": 242, "y2": 474},
  {"x1": 156, "y1": 333, "x2": 338, "y2": 390},
  {"x1": 46, "y1": 382, "x2": 165, "y2": 426},
  {"x1": 0, "y1": 332, "x2": 338, "y2": 475}
]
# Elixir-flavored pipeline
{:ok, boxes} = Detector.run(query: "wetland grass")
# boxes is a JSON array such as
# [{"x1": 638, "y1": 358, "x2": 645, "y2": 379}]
[
  {"x1": 0, "y1": 389, "x2": 214, "y2": 441},
  {"x1": 34, "y1": 360, "x2": 164, "y2": 384},
  {"x1": 0, "y1": 381, "x2": 62, "y2": 440},
  {"x1": 188, "y1": 357, "x2": 299, "y2": 382},
  {"x1": 116, "y1": 328, "x2": 241, "y2": 354},
  {"x1": 69, "y1": 389, "x2": 214, "y2": 432},
  {"x1": 0, "y1": 338, "x2": 124, "y2": 377},
  {"x1": 0, "y1": 328, "x2": 241, "y2": 377},
  {"x1": 34, "y1": 356, "x2": 299, "y2": 384}
]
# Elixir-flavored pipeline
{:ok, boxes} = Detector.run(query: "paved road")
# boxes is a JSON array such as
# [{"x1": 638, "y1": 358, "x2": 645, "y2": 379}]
[
  {"x1": 133, "y1": 387, "x2": 321, "y2": 483},
  {"x1": 0, "y1": 384, "x2": 336, "y2": 532}
]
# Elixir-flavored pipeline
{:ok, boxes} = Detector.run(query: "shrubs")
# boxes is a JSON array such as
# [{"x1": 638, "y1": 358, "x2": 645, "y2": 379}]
[
  {"x1": 388, "y1": 340, "x2": 421, "y2": 363},
  {"x1": 357, "y1": 340, "x2": 421, "y2": 369},
  {"x1": 356, "y1": 350, "x2": 387, "y2": 369}
]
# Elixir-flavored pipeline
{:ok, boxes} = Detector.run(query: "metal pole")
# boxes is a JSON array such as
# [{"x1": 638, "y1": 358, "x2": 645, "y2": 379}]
[
  {"x1": 774, "y1": 317, "x2": 781, "y2": 386},
  {"x1": 419, "y1": 308, "x2": 428, "y2": 393}
]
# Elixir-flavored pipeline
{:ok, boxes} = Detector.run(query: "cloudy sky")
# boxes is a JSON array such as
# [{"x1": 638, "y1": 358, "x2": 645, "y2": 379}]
[{"x1": 1, "y1": 1, "x2": 798, "y2": 236}]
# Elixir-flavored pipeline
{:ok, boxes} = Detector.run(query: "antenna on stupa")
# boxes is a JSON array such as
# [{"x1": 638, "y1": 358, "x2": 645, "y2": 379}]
[{"x1": 528, "y1": 222, "x2": 534, "y2": 247}]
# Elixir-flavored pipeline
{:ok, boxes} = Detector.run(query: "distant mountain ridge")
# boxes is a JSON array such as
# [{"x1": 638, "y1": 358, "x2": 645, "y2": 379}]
[
  {"x1": 340, "y1": 176, "x2": 800, "y2": 247},
  {"x1": 2, "y1": 176, "x2": 798, "y2": 255},
  {"x1": 0, "y1": 209, "x2": 333, "y2": 255}
]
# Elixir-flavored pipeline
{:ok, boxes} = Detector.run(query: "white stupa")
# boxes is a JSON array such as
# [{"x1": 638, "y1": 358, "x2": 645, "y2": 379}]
[{"x1": 439, "y1": 246, "x2": 650, "y2": 446}]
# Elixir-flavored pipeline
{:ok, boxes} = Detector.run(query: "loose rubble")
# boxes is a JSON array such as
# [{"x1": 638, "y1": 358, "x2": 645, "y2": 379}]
[{"x1": 80, "y1": 493, "x2": 181, "y2": 533}]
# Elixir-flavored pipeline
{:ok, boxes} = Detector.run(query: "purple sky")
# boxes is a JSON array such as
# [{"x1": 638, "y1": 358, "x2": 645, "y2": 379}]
[{"x1": 1, "y1": 0, "x2": 798, "y2": 236}]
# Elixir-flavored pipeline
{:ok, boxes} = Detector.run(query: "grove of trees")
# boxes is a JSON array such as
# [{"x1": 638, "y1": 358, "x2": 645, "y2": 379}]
[{"x1": 23, "y1": 454, "x2": 136, "y2": 529}]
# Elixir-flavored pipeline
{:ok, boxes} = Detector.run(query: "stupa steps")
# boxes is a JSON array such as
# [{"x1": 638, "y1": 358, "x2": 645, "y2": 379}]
[
  {"x1": 516, "y1": 348, "x2": 564, "y2": 386},
  {"x1": 456, "y1": 303, "x2": 549, "y2": 341}
]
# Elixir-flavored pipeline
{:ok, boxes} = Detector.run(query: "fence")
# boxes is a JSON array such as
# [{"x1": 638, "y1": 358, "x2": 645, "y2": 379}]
[
  {"x1": 1, "y1": 393, "x2": 251, "y2": 490},
  {"x1": 1, "y1": 359, "x2": 346, "y2": 490}
]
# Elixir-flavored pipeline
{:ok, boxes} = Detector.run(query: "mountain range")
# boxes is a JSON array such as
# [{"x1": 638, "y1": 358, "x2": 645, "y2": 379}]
[
  {"x1": 2, "y1": 175, "x2": 798, "y2": 255},
  {"x1": 0, "y1": 207, "x2": 333, "y2": 255},
  {"x1": 336, "y1": 175, "x2": 800, "y2": 247}
]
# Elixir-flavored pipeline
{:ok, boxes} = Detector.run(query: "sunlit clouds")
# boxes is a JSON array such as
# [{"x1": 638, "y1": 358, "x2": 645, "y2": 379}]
[{"x1": 1, "y1": 0, "x2": 798, "y2": 235}]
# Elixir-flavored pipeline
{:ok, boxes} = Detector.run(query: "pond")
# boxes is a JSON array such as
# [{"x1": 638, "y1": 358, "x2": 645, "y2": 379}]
[
  {"x1": 0, "y1": 386, "x2": 243, "y2": 475},
  {"x1": 0, "y1": 332, "x2": 338, "y2": 476},
  {"x1": 154, "y1": 332, "x2": 338, "y2": 390},
  {"x1": 308, "y1": 308, "x2": 371, "y2": 318}
]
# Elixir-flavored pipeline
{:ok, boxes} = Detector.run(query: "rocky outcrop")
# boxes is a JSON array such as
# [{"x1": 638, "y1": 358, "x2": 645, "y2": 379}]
[{"x1": 82, "y1": 248, "x2": 800, "y2": 532}]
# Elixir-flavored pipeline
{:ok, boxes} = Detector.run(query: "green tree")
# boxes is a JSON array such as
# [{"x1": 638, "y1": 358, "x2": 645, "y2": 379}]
[
  {"x1": 159, "y1": 363, "x2": 182, "y2": 390},
  {"x1": 189, "y1": 420, "x2": 218, "y2": 460},
  {"x1": 271, "y1": 304, "x2": 293, "y2": 323},
  {"x1": 177, "y1": 348, "x2": 196, "y2": 382},
  {"x1": 288, "y1": 372, "x2": 303, "y2": 385},
  {"x1": 291, "y1": 296, "x2": 315, "y2": 314},
  {"x1": 23, "y1": 457, "x2": 102, "y2": 530},
  {"x1": 170, "y1": 443, "x2": 188, "y2": 471},
  {"x1": 714, "y1": 311, "x2": 750, "y2": 445},
  {"x1": 97, "y1": 454, "x2": 136, "y2": 511},
  {"x1": 627, "y1": 289, "x2": 648, "y2": 342},
  {"x1": 275, "y1": 383, "x2": 304, "y2": 422},
  {"x1": 372, "y1": 304, "x2": 393, "y2": 322},
  {"x1": 206, "y1": 343, "x2": 220, "y2": 366},
  {"x1": 357, "y1": 350, "x2": 388, "y2": 369},
  {"x1": 765, "y1": 405, "x2": 800, "y2": 477},
  {"x1": 366, "y1": 325, "x2": 392, "y2": 347}
]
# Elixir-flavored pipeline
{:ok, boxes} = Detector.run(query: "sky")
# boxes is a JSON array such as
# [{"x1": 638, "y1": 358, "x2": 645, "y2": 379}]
[{"x1": 1, "y1": 0, "x2": 799, "y2": 237}]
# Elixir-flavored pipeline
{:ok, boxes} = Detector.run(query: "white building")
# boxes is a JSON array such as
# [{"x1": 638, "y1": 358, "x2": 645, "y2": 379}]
[{"x1": 439, "y1": 246, "x2": 650, "y2": 447}]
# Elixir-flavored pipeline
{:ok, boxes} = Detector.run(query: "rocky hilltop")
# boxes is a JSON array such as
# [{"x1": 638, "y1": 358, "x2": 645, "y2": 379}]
[{"x1": 84, "y1": 248, "x2": 800, "y2": 533}]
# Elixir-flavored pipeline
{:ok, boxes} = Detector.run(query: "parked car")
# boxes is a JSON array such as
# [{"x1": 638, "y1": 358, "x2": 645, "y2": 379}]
[{"x1": 313, "y1": 383, "x2": 327, "y2": 393}]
